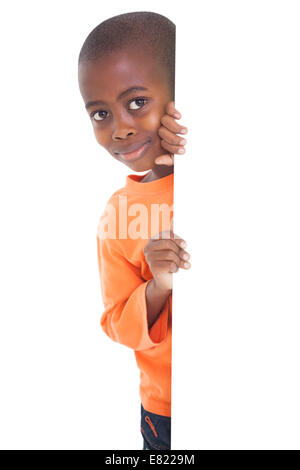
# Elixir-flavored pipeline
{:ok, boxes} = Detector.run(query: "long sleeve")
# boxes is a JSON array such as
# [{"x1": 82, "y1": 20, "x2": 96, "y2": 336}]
[{"x1": 97, "y1": 235, "x2": 170, "y2": 351}]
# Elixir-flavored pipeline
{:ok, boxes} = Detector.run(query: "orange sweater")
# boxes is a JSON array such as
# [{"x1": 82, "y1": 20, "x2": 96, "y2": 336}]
[{"x1": 97, "y1": 171, "x2": 174, "y2": 417}]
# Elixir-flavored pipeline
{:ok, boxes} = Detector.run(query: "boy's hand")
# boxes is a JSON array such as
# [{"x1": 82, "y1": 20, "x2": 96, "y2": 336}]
[
  {"x1": 155, "y1": 101, "x2": 188, "y2": 166},
  {"x1": 143, "y1": 219, "x2": 191, "y2": 291}
]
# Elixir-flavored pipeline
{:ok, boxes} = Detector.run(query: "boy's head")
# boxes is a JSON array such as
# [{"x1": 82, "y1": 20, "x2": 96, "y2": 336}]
[{"x1": 78, "y1": 11, "x2": 175, "y2": 172}]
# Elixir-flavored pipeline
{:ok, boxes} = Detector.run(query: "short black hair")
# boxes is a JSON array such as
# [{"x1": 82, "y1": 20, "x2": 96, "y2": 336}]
[{"x1": 78, "y1": 11, "x2": 175, "y2": 100}]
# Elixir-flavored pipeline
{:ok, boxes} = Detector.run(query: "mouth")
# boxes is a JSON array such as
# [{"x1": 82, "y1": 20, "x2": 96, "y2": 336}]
[{"x1": 117, "y1": 140, "x2": 151, "y2": 162}]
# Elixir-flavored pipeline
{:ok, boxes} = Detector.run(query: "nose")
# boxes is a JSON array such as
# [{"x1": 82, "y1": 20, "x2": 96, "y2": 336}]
[
  {"x1": 112, "y1": 115, "x2": 137, "y2": 140},
  {"x1": 112, "y1": 128, "x2": 136, "y2": 140}
]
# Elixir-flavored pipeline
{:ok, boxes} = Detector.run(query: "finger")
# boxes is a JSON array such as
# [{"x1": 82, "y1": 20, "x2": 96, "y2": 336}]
[
  {"x1": 150, "y1": 250, "x2": 191, "y2": 270},
  {"x1": 154, "y1": 259, "x2": 179, "y2": 274},
  {"x1": 161, "y1": 114, "x2": 188, "y2": 135},
  {"x1": 150, "y1": 249, "x2": 182, "y2": 266},
  {"x1": 165, "y1": 101, "x2": 181, "y2": 119},
  {"x1": 155, "y1": 154, "x2": 174, "y2": 166},
  {"x1": 161, "y1": 140, "x2": 186, "y2": 155},
  {"x1": 147, "y1": 242, "x2": 190, "y2": 265},
  {"x1": 158, "y1": 126, "x2": 187, "y2": 147},
  {"x1": 150, "y1": 233, "x2": 187, "y2": 251}
]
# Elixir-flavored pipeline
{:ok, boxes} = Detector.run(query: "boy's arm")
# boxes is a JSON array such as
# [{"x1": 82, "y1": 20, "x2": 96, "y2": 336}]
[
  {"x1": 145, "y1": 279, "x2": 171, "y2": 330},
  {"x1": 97, "y1": 235, "x2": 170, "y2": 351}
]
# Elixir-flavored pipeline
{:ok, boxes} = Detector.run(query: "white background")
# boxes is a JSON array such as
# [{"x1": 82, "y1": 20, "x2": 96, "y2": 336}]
[
  {"x1": 173, "y1": 0, "x2": 300, "y2": 450},
  {"x1": 0, "y1": 0, "x2": 299, "y2": 450}
]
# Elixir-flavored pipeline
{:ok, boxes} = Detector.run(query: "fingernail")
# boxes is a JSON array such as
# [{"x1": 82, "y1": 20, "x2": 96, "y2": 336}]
[
  {"x1": 178, "y1": 148, "x2": 185, "y2": 154},
  {"x1": 184, "y1": 262, "x2": 190, "y2": 268},
  {"x1": 179, "y1": 139, "x2": 186, "y2": 145},
  {"x1": 174, "y1": 112, "x2": 181, "y2": 118},
  {"x1": 180, "y1": 241, "x2": 187, "y2": 248}
]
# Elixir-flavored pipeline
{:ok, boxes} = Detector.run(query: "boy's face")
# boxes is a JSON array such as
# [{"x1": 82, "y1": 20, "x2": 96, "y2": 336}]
[{"x1": 78, "y1": 47, "x2": 173, "y2": 172}]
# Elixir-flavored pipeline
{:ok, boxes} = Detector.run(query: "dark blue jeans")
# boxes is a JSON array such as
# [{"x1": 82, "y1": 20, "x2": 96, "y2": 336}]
[{"x1": 140, "y1": 403, "x2": 171, "y2": 450}]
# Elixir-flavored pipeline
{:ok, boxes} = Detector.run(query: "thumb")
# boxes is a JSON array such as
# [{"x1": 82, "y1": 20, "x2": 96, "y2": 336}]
[{"x1": 155, "y1": 154, "x2": 174, "y2": 166}]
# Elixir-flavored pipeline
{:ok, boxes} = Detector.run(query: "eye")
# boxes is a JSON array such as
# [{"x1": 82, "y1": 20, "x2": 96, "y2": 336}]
[
  {"x1": 128, "y1": 97, "x2": 148, "y2": 110},
  {"x1": 91, "y1": 97, "x2": 148, "y2": 122},
  {"x1": 92, "y1": 110, "x2": 108, "y2": 122}
]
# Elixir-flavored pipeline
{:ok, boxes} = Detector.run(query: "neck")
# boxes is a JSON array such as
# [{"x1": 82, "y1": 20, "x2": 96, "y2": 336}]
[{"x1": 142, "y1": 164, "x2": 174, "y2": 182}]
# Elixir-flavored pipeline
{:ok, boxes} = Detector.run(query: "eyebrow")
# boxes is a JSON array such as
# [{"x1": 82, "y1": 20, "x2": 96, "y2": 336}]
[{"x1": 85, "y1": 86, "x2": 149, "y2": 109}]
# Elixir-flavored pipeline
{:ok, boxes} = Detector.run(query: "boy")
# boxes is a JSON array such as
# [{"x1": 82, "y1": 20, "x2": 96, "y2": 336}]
[{"x1": 78, "y1": 11, "x2": 191, "y2": 450}]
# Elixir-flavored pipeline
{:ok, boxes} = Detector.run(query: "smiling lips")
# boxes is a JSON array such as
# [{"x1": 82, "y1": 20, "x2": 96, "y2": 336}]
[{"x1": 117, "y1": 140, "x2": 151, "y2": 161}]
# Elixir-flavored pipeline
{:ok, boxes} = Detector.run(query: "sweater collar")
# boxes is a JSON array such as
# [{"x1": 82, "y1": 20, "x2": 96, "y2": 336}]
[{"x1": 125, "y1": 171, "x2": 174, "y2": 194}]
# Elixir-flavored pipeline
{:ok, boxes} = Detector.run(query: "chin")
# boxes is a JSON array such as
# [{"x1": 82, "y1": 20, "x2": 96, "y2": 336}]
[{"x1": 128, "y1": 154, "x2": 157, "y2": 172}]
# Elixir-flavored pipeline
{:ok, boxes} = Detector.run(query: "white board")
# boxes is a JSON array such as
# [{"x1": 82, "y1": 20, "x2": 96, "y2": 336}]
[{"x1": 172, "y1": 0, "x2": 300, "y2": 450}]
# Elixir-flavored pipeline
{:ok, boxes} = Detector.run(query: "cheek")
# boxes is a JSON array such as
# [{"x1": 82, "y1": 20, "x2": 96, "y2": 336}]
[
  {"x1": 93, "y1": 127, "x2": 109, "y2": 147},
  {"x1": 144, "y1": 112, "x2": 161, "y2": 130}
]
